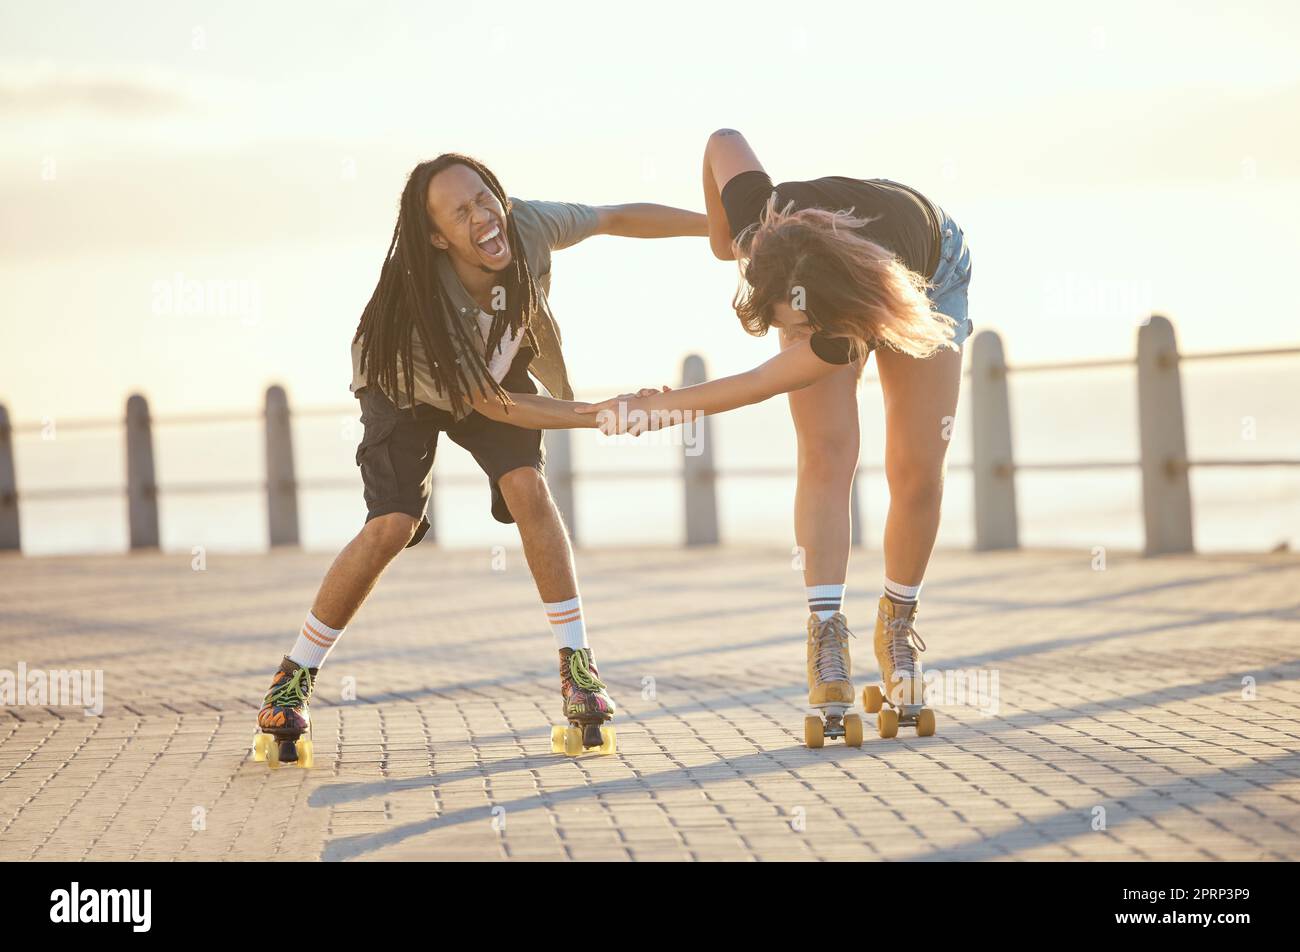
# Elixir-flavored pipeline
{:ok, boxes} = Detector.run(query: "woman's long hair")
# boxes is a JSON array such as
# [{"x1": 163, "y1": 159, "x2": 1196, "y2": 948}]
[
  {"x1": 732, "y1": 197, "x2": 956, "y2": 362},
  {"x1": 353, "y1": 154, "x2": 541, "y2": 415}
]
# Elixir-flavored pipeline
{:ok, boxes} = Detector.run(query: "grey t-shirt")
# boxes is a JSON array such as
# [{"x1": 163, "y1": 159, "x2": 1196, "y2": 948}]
[{"x1": 350, "y1": 197, "x2": 600, "y2": 414}]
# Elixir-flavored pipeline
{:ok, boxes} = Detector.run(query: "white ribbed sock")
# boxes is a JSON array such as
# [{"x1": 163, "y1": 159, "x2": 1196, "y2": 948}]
[
  {"x1": 544, "y1": 596, "x2": 588, "y2": 651},
  {"x1": 883, "y1": 576, "x2": 923, "y2": 607},
  {"x1": 806, "y1": 583, "x2": 846, "y2": 621},
  {"x1": 289, "y1": 611, "x2": 344, "y2": 669}
]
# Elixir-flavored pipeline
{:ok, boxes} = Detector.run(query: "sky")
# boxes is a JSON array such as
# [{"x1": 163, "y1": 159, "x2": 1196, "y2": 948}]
[{"x1": 2, "y1": 0, "x2": 1299, "y2": 423}]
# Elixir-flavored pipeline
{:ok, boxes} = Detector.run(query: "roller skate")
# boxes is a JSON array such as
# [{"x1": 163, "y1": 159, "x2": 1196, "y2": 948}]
[
  {"x1": 550, "y1": 647, "x2": 616, "y2": 757},
  {"x1": 251, "y1": 656, "x2": 316, "y2": 769},
  {"x1": 861, "y1": 597, "x2": 936, "y2": 738},
  {"x1": 803, "y1": 612, "x2": 864, "y2": 749}
]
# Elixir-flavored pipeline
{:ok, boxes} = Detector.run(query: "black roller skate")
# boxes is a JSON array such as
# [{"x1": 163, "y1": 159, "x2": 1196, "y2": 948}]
[
  {"x1": 252, "y1": 656, "x2": 316, "y2": 769},
  {"x1": 550, "y1": 647, "x2": 616, "y2": 757}
]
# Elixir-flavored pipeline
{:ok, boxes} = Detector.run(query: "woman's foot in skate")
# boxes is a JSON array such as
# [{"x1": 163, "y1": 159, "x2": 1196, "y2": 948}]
[
  {"x1": 872, "y1": 596, "x2": 927, "y2": 706},
  {"x1": 806, "y1": 612, "x2": 855, "y2": 707},
  {"x1": 803, "y1": 614, "x2": 865, "y2": 748}
]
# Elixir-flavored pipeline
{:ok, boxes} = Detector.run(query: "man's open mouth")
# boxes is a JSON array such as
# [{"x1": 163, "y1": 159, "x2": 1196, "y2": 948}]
[{"x1": 475, "y1": 223, "x2": 508, "y2": 259}]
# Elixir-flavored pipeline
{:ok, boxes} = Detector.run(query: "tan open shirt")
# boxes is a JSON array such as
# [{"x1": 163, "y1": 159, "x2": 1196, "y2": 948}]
[{"x1": 350, "y1": 198, "x2": 600, "y2": 419}]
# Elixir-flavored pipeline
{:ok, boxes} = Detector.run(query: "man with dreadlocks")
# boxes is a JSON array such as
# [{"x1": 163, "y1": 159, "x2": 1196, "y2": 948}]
[{"x1": 252, "y1": 153, "x2": 706, "y2": 767}]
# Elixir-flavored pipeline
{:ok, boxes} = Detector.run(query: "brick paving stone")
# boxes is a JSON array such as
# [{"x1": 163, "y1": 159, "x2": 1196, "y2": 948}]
[{"x1": 0, "y1": 545, "x2": 1297, "y2": 861}]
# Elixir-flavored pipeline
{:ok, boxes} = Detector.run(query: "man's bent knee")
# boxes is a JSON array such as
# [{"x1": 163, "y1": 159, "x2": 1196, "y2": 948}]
[
  {"x1": 360, "y1": 512, "x2": 419, "y2": 555},
  {"x1": 497, "y1": 467, "x2": 553, "y2": 522}
]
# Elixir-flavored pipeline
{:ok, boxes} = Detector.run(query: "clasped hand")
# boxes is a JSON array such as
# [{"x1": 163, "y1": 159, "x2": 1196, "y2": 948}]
[{"x1": 575, "y1": 387, "x2": 673, "y2": 436}]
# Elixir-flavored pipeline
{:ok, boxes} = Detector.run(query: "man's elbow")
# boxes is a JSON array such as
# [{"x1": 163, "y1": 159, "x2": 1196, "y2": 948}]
[
  {"x1": 469, "y1": 391, "x2": 510, "y2": 420},
  {"x1": 594, "y1": 206, "x2": 622, "y2": 236}
]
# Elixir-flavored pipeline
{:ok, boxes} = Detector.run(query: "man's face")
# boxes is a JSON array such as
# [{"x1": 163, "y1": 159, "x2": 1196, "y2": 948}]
[{"x1": 426, "y1": 163, "x2": 512, "y2": 272}]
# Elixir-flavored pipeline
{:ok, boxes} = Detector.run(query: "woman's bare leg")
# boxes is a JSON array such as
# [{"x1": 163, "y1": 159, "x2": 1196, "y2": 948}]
[
  {"x1": 784, "y1": 332, "x2": 862, "y2": 715},
  {"x1": 874, "y1": 346, "x2": 964, "y2": 586},
  {"x1": 783, "y1": 331, "x2": 861, "y2": 587},
  {"x1": 864, "y1": 345, "x2": 963, "y2": 709}
]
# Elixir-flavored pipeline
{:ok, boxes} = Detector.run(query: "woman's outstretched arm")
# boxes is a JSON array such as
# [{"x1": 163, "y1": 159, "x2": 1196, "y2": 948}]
[{"x1": 579, "y1": 339, "x2": 839, "y2": 434}]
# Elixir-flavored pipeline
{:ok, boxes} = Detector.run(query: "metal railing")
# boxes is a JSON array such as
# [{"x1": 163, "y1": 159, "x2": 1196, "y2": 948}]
[
  {"x1": 0, "y1": 314, "x2": 1295, "y2": 554},
  {"x1": 968, "y1": 315, "x2": 1299, "y2": 554}
]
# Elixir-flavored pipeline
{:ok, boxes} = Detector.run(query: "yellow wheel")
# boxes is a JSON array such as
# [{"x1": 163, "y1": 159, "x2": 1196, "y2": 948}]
[
  {"x1": 877, "y1": 708, "x2": 899, "y2": 739},
  {"x1": 295, "y1": 738, "x2": 314, "y2": 769},
  {"x1": 267, "y1": 740, "x2": 282, "y2": 769},
  {"x1": 563, "y1": 726, "x2": 583, "y2": 757},
  {"x1": 550, "y1": 725, "x2": 566, "y2": 753},
  {"x1": 598, "y1": 726, "x2": 617, "y2": 756},
  {"x1": 916, "y1": 708, "x2": 936, "y2": 737},
  {"x1": 862, "y1": 685, "x2": 884, "y2": 714},
  {"x1": 252, "y1": 733, "x2": 270, "y2": 763},
  {"x1": 844, "y1": 713, "x2": 864, "y2": 748},
  {"x1": 804, "y1": 715, "x2": 825, "y2": 749}
]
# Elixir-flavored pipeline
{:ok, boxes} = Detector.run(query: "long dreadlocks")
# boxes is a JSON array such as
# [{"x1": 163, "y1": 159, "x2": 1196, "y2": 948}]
[{"x1": 353, "y1": 154, "x2": 542, "y2": 417}]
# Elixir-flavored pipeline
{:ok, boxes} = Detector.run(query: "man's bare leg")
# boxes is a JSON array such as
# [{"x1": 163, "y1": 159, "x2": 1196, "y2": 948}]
[
  {"x1": 497, "y1": 467, "x2": 579, "y2": 603},
  {"x1": 498, "y1": 466, "x2": 615, "y2": 752},
  {"x1": 310, "y1": 513, "x2": 419, "y2": 629},
  {"x1": 254, "y1": 511, "x2": 417, "y2": 764}
]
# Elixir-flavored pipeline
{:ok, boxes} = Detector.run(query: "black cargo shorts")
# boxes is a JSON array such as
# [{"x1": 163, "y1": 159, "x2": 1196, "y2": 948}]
[{"x1": 354, "y1": 349, "x2": 545, "y2": 547}]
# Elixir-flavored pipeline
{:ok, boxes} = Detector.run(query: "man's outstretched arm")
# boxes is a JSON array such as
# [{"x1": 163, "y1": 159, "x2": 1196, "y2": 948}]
[
  {"x1": 469, "y1": 391, "x2": 598, "y2": 430},
  {"x1": 594, "y1": 203, "x2": 708, "y2": 239},
  {"x1": 469, "y1": 387, "x2": 668, "y2": 430}
]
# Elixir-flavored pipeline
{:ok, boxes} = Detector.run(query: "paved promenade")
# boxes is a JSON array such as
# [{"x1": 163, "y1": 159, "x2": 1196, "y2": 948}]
[{"x1": 1, "y1": 545, "x2": 1297, "y2": 861}]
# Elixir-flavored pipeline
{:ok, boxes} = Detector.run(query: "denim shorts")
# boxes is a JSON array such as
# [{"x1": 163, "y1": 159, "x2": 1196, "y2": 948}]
[{"x1": 928, "y1": 208, "x2": 973, "y2": 347}]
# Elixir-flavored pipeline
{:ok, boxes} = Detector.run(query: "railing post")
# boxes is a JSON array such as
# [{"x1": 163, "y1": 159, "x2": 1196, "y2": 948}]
[
  {"x1": 970, "y1": 331, "x2": 1019, "y2": 550},
  {"x1": 682, "y1": 354, "x2": 719, "y2": 546},
  {"x1": 544, "y1": 429, "x2": 576, "y2": 544},
  {"x1": 125, "y1": 394, "x2": 160, "y2": 550},
  {"x1": 265, "y1": 385, "x2": 300, "y2": 547},
  {"x1": 0, "y1": 404, "x2": 19, "y2": 551},
  {"x1": 1137, "y1": 315, "x2": 1194, "y2": 555}
]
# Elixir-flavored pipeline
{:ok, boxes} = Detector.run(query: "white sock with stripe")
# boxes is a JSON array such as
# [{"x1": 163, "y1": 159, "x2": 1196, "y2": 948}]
[
  {"x1": 806, "y1": 583, "x2": 846, "y2": 621},
  {"x1": 883, "y1": 577, "x2": 923, "y2": 608},
  {"x1": 289, "y1": 611, "x2": 343, "y2": 669},
  {"x1": 544, "y1": 596, "x2": 588, "y2": 651}
]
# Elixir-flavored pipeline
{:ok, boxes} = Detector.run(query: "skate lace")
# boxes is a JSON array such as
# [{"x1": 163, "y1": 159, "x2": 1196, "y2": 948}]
[
  {"x1": 568, "y1": 649, "x2": 607, "y2": 693},
  {"x1": 268, "y1": 666, "x2": 313, "y2": 709},
  {"x1": 883, "y1": 615, "x2": 927, "y2": 677},
  {"x1": 813, "y1": 615, "x2": 853, "y2": 683}
]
